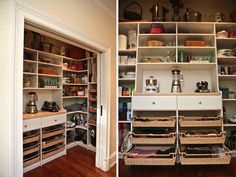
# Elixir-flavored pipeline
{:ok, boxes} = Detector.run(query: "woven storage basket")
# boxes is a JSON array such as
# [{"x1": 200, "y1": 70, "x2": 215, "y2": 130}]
[
  {"x1": 179, "y1": 132, "x2": 226, "y2": 144},
  {"x1": 179, "y1": 147, "x2": 231, "y2": 165},
  {"x1": 132, "y1": 116, "x2": 176, "y2": 127},
  {"x1": 179, "y1": 116, "x2": 222, "y2": 127},
  {"x1": 124, "y1": 153, "x2": 176, "y2": 166},
  {"x1": 129, "y1": 132, "x2": 176, "y2": 145}
]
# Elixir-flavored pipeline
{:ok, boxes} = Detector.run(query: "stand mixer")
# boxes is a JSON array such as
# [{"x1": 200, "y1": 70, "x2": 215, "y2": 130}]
[
  {"x1": 171, "y1": 70, "x2": 183, "y2": 93},
  {"x1": 26, "y1": 92, "x2": 38, "y2": 114}
]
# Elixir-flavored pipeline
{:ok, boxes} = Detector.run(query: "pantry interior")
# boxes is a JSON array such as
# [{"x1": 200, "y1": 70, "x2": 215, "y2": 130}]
[
  {"x1": 118, "y1": 0, "x2": 236, "y2": 168},
  {"x1": 22, "y1": 20, "x2": 101, "y2": 173}
]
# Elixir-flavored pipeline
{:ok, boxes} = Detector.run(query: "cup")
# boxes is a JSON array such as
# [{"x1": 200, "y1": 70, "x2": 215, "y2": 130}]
[{"x1": 178, "y1": 51, "x2": 187, "y2": 62}]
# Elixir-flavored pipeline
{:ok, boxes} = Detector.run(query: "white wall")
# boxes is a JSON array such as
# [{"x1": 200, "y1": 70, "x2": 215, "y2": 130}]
[
  {"x1": 0, "y1": 0, "x2": 116, "y2": 176},
  {"x1": 0, "y1": 0, "x2": 15, "y2": 176}
]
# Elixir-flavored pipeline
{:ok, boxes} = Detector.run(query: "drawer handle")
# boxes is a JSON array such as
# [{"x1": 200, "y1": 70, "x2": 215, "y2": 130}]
[
  {"x1": 152, "y1": 102, "x2": 156, "y2": 105},
  {"x1": 198, "y1": 101, "x2": 202, "y2": 105},
  {"x1": 54, "y1": 119, "x2": 57, "y2": 122},
  {"x1": 24, "y1": 125, "x2": 28, "y2": 128}
]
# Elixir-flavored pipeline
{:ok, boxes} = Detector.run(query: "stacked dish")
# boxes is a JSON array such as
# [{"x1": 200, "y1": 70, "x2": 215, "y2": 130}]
[
  {"x1": 216, "y1": 30, "x2": 229, "y2": 38},
  {"x1": 218, "y1": 49, "x2": 236, "y2": 57}
]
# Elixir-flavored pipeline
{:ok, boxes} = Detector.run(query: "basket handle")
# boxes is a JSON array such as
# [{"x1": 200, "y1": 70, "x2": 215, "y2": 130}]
[{"x1": 124, "y1": 1, "x2": 142, "y2": 17}]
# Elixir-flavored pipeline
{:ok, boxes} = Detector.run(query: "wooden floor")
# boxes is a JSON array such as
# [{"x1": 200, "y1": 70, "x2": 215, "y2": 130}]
[
  {"x1": 24, "y1": 146, "x2": 116, "y2": 177},
  {"x1": 119, "y1": 158, "x2": 236, "y2": 177}
]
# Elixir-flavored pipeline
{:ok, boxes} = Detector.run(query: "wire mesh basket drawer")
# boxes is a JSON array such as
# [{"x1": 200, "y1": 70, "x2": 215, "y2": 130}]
[
  {"x1": 179, "y1": 132, "x2": 226, "y2": 144},
  {"x1": 129, "y1": 132, "x2": 176, "y2": 145},
  {"x1": 179, "y1": 116, "x2": 222, "y2": 127},
  {"x1": 132, "y1": 116, "x2": 176, "y2": 127},
  {"x1": 179, "y1": 146, "x2": 231, "y2": 165},
  {"x1": 124, "y1": 146, "x2": 176, "y2": 166}
]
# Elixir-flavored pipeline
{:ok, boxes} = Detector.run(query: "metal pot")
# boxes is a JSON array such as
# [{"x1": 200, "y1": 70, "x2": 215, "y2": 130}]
[
  {"x1": 150, "y1": 3, "x2": 169, "y2": 21},
  {"x1": 183, "y1": 8, "x2": 202, "y2": 22}
]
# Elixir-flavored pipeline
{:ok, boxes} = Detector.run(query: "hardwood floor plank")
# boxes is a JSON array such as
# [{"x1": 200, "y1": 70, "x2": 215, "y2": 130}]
[
  {"x1": 24, "y1": 146, "x2": 116, "y2": 177},
  {"x1": 119, "y1": 159, "x2": 236, "y2": 177}
]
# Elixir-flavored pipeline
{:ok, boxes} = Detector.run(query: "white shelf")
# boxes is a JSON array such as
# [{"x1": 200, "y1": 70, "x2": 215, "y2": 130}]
[
  {"x1": 63, "y1": 69, "x2": 88, "y2": 73},
  {"x1": 119, "y1": 121, "x2": 131, "y2": 123},
  {"x1": 137, "y1": 63, "x2": 216, "y2": 70},
  {"x1": 23, "y1": 88, "x2": 61, "y2": 90},
  {"x1": 67, "y1": 125, "x2": 87, "y2": 131},
  {"x1": 178, "y1": 46, "x2": 215, "y2": 49},
  {"x1": 38, "y1": 61, "x2": 61, "y2": 67},
  {"x1": 23, "y1": 72, "x2": 37, "y2": 75},
  {"x1": 224, "y1": 124, "x2": 236, "y2": 127},
  {"x1": 38, "y1": 73, "x2": 62, "y2": 78},
  {"x1": 118, "y1": 64, "x2": 136, "y2": 67},
  {"x1": 222, "y1": 99, "x2": 236, "y2": 101},
  {"x1": 138, "y1": 46, "x2": 176, "y2": 49},
  {"x1": 119, "y1": 96, "x2": 132, "y2": 98},
  {"x1": 178, "y1": 33, "x2": 214, "y2": 36},
  {"x1": 63, "y1": 83, "x2": 87, "y2": 86},
  {"x1": 66, "y1": 110, "x2": 88, "y2": 115},
  {"x1": 63, "y1": 96, "x2": 88, "y2": 99},
  {"x1": 118, "y1": 78, "x2": 135, "y2": 81},
  {"x1": 24, "y1": 59, "x2": 37, "y2": 64},
  {"x1": 139, "y1": 33, "x2": 176, "y2": 36},
  {"x1": 63, "y1": 56, "x2": 95, "y2": 62}
]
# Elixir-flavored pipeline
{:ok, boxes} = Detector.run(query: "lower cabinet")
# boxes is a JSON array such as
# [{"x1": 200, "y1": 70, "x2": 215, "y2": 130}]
[
  {"x1": 23, "y1": 113, "x2": 66, "y2": 172},
  {"x1": 124, "y1": 94, "x2": 232, "y2": 166}
]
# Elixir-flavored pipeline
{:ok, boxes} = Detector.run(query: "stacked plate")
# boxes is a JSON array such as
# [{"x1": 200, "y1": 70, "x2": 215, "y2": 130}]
[
  {"x1": 218, "y1": 49, "x2": 236, "y2": 57},
  {"x1": 216, "y1": 30, "x2": 229, "y2": 38}
]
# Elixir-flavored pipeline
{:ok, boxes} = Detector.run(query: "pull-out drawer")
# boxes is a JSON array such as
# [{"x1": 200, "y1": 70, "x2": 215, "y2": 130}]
[
  {"x1": 42, "y1": 114, "x2": 66, "y2": 128},
  {"x1": 132, "y1": 96, "x2": 177, "y2": 111},
  {"x1": 23, "y1": 118, "x2": 41, "y2": 132},
  {"x1": 178, "y1": 95, "x2": 222, "y2": 111}
]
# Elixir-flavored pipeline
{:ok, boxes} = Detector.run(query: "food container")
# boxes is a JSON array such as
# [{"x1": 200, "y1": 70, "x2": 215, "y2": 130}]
[
  {"x1": 146, "y1": 40, "x2": 164, "y2": 47},
  {"x1": 228, "y1": 91, "x2": 235, "y2": 99}
]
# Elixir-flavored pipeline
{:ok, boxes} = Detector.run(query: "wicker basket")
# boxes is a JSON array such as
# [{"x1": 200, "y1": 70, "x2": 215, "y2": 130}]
[
  {"x1": 179, "y1": 146, "x2": 231, "y2": 165},
  {"x1": 129, "y1": 132, "x2": 176, "y2": 145},
  {"x1": 179, "y1": 116, "x2": 222, "y2": 127},
  {"x1": 132, "y1": 116, "x2": 176, "y2": 127},
  {"x1": 179, "y1": 132, "x2": 226, "y2": 144}
]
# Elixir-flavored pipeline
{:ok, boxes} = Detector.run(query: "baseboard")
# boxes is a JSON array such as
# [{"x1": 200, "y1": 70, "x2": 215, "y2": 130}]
[{"x1": 109, "y1": 151, "x2": 116, "y2": 168}]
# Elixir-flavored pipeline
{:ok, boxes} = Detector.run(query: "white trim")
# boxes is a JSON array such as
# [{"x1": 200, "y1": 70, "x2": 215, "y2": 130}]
[
  {"x1": 108, "y1": 151, "x2": 116, "y2": 168},
  {"x1": 89, "y1": 0, "x2": 115, "y2": 21},
  {"x1": 14, "y1": 2, "x2": 112, "y2": 176}
]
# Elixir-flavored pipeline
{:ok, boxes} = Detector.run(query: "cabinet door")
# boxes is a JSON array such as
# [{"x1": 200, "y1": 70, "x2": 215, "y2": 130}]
[
  {"x1": 23, "y1": 118, "x2": 41, "y2": 132},
  {"x1": 178, "y1": 95, "x2": 222, "y2": 110},
  {"x1": 132, "y1": 96, "x2": 177, "y2": 111},
  {"x1": 42, "y1": 114, "x2": 66, "y2": 128}
]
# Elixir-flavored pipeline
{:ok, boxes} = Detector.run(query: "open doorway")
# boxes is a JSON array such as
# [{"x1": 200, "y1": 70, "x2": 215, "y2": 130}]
[{"x1": 14, "y1": 6, "x2": 111, "y2": 176}]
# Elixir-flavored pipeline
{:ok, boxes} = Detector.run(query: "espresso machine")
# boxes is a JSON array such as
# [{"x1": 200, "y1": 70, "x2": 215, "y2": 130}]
[
  {"x1": 145, "y1": 76, "x2": 159, "y2": 93},
  {"x1": 171, "y1": 70, "x2": 183, "y2": 93},
  {"x1": 26, "y1": 92, "x2": 38, "y2": 114}
]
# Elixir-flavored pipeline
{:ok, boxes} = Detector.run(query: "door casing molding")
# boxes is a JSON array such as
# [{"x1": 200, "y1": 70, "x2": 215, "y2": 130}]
[{"x1": 14, "y1": 1, "x2": 112, "y2": 176}]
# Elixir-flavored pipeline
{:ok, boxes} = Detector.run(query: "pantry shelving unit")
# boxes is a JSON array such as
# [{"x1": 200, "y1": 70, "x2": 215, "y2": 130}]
[
  {"x1": 119, "y1": 21, "x2": 235, "y2": 163},
  {"x1": 216, "y1": 23, "x2": 236, "y2": 156},
  {"x1": 23, "y1": 27, "x2": 99, "y2": 172}
]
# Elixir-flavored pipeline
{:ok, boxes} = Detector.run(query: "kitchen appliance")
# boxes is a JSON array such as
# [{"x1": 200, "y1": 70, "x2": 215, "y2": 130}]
[
  {"x1": 124, "y1": 2, "x2": 142, "y2": 21},
  {"x1": 195, "y1": 81, "x2": 210, "y2": 93},
  {"x1": 171, "y1": 70, "x2": 183, "y2": 93},
  {"x1": 150, "y1": 3, "x2": 169, "y2": 21},
  {"x1": 145, "y1": 76, "x2": 159, "y2": 93},
  {"x1": 26, "y1": 92, "x2": 38, "y2": 114},
  {"x1": 41, "y1": 101, "x2": 60, "y2": 112},
  {"x1": 183, "y1": 8, "x2": 202, "y2": 22}
]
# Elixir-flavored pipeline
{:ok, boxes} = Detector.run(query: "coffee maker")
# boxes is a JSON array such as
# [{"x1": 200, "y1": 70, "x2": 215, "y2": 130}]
[
  {"x1": 26, "y1": 92, "x2": 38, "y2": 114},
  {"x1": 145, "y1": 76, "x2": 159, "y2": 93},
  {"x1": 171, "y1": 70, "x2": 183, "y2": 93}
]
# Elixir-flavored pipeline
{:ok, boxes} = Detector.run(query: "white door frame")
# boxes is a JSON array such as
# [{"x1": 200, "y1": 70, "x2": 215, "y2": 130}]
[{"x1": 14, "y1": 2, "x2": 111, "y2": 176}]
